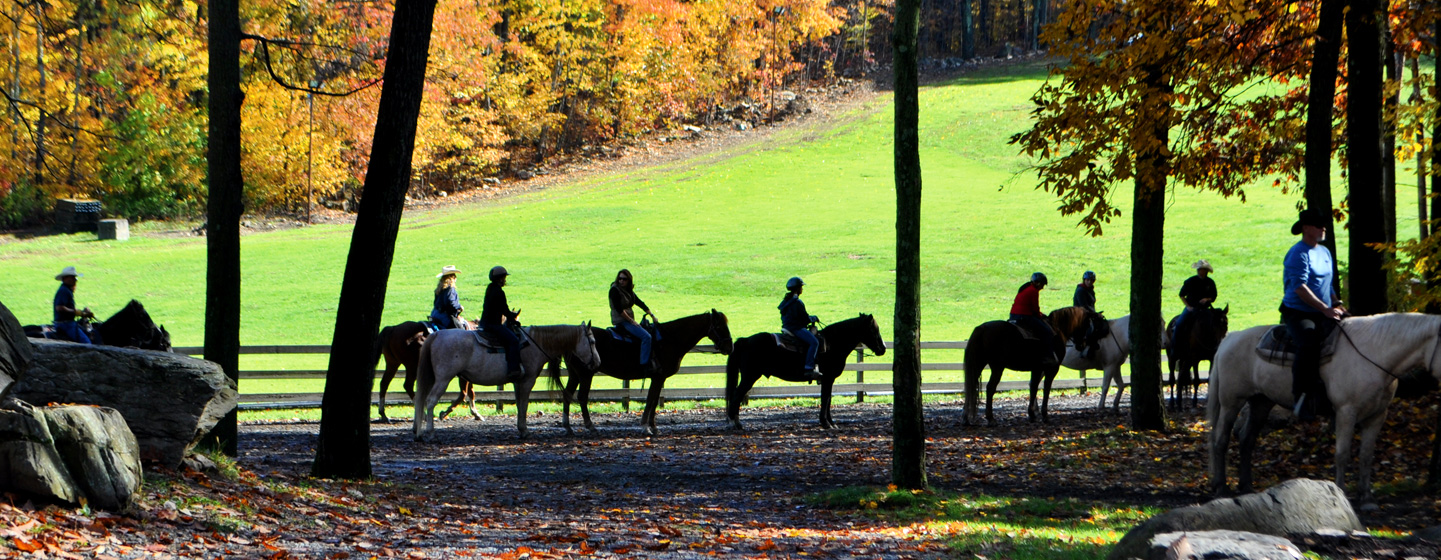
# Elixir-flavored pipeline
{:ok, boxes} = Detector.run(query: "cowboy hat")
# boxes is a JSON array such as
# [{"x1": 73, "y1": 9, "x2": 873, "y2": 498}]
[
  {"x1": 1291, "y1": 209, "x2": 1327, "y2": 235},
  {"x1": 1192, "y1": 260, "x2": 1213, "y2": 272},
  {"x1": 55, "y1": 266, "x2": 82, "y2": 280},
  {"x1": 436, "y1": 265, "x2": 462, "y2": 278}
]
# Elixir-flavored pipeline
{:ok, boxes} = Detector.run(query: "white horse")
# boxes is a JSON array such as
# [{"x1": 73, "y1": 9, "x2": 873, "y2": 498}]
[
  {"x1": 1208, "y1": 313, "x2": 1441, "y2": 504},
  {"x1": 413, "y1": 323, "x2": 600, "y2": 441},
  {"x1": 1062, "y1": 314, "x2": 1132, "y2": 412}
]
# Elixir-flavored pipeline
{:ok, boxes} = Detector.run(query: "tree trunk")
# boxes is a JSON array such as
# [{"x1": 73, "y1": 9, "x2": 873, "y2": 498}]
[
  {"x1": 978, "y1": 0, "x2": 989, "y2": 54},
  {"x1": 1129, "y1": 64, "x2": 1169, "y2": 432},
  {"x1": 1346, "y1": 0, "x2": 1389, "y2": 315},
  {"x1": 312, "y1": 0, "x2": 438, "y2": 479},
  {"x1": 200, "y1": 0, "x2": 243, "y2": 457},
  {"x1": 1433, "y1": 21, "x2": 1441, "y2": 243},
  {"x1": 1382, "y1": 19, "x2": 1398, "y2": 245},
  {"x1": 891, "y1": 0, "x2": 926, "y2": 491},
  {"x1": 961, "y1": 0, "x2": 975, "y2": 59},
  {"x1": 33, "y1": 0, "x2": 45, "y2": 185},
  {"x1": 66, "y1": 3, "x2": 84, "y2": 186},
  {"x1": 1305, "y1": 0, "x2": 1343, "y2": 265},
  {"x1": 1414, "y1": 57, "x2": 1427, "y2": 240}
]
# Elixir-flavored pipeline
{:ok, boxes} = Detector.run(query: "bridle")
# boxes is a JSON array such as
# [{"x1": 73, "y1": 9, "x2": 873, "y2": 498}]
[{"x1": 1333, "y1": 320, "x2": 1428, "y2": 382}]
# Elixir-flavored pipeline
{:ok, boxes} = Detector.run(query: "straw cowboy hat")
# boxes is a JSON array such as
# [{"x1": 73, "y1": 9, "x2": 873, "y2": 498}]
[
  {"x1": 436, "y1": 265, "x2": 462, "y2": 278},
  {"x1": 1192, "y1": 260, "x2": 1213, "y2": 272},
  {"x1": 55, "y1": 266, "x2": 82, "y2": 280}
]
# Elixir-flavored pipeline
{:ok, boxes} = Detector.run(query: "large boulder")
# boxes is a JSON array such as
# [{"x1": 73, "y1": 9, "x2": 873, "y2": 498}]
[
  {"x1": 1147, "y1": 531, "x2": 1303, "y2": 560},
  {"x1": 0, "y1": 300, "x2": 33, "y2": 399},
  {"x1": 1109, "y1": 479, "x2": 1362, "y2": 560},
  {"x1": 0, "y1": 401, "x2": 142, "y2": 511},
  {"x1": 11, "y1": 340, "x2": 237, "y2": 467}
]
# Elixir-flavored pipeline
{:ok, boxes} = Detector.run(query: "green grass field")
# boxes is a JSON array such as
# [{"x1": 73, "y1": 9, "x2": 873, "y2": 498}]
[{"x1": 0, "y1": 61, "x2": 1384, "y2": 398}]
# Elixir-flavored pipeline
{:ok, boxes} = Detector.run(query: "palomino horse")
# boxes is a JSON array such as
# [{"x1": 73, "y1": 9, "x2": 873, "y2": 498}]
[
  {"x1": 1208, "y1": 313, "x2": 1441, "y2": 504},
  {"x1": 725, "y1": 314, "x2": 887, "y2": 430},
  {"x1": 413, "y1": 323, "x2": 600, "y2": 441},
  {"x1": 1061, "y1": 314, "x2": 1134, "y2": 413},
  {"x1": 963, "y1": 306, "x2": 1092, "y2": 425},
  {"x1": 556, "y1": 310, "x2": 734, "y2": 436},
  {"x1": 25, "y1": 299, "x2": 172, "y2": 351},
  {"x1": 373, "y1": 319, "x2": 481, "y2": 422},
  {"x1": 1166, "y1": 305, "x2": 1229, "y2": 409}
]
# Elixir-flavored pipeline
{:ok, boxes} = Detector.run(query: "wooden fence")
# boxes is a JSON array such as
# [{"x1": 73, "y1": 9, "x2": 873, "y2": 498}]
[{"x1": 173, "y1": 341, "x2": 1131, "y2": 410}]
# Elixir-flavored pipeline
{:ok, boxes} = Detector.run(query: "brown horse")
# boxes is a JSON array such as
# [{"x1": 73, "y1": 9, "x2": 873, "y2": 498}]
[
  {"x1": 963, "y1": 306, "x2": 1093, "y2": 425},
  {"x1": 1166, "y1": 305, "x2": 1229, "y2": 409},
  {"x1": 556, "y1": 310, "x2": 733, "y2": 436},
  {"x1": 373, "y1": 319, "x2": 478, "y2": 422}
]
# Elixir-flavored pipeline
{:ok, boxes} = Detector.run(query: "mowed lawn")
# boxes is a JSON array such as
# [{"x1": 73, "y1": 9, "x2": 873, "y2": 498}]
[{"x1": 0, "y1": 61, "x2": 1374, "y2": 397}]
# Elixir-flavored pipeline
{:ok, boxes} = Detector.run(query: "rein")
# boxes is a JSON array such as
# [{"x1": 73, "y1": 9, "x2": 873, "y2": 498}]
[{"x1": 1334, "y1": 322, "x2": 1411, "y2": 382}]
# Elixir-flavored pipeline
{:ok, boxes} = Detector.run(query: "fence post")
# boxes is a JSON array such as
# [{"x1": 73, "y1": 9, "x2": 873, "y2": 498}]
[
  {"x1": 622, "y1": 379, "x2": 631, "y2": 412},
  {"x1": 496, "y1": 383, "x2": 505, "y2": 413},
  {"x1": 855, "y1": 347, "x2": 866, "y2": 403}
]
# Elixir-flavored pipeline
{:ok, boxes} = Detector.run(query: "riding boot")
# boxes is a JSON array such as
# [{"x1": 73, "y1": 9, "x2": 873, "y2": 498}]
[
  {"x1": 803, "y1": 367, "x2": 821, "y2": 381},
  {"x1": 506, "y1": 364, "x2": 526, "y2": 383}
]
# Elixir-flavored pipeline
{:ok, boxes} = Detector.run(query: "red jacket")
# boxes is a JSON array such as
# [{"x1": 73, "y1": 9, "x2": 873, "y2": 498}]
[{"x1": 1010, "y1": 284, "x2": 1042, "y2": 317}]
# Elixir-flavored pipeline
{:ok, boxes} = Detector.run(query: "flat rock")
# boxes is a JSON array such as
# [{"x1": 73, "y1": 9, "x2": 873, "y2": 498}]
[
  {"x1": 1109, "y1": 479, "x2": 1361, "y2": 560},
  {"x1": 1149, "y1": 531, "x2": 1302, "y2": 560},
  {"x1": 11, "y1": 340, "x2": 237, "y2": 466},
  {"x1": 0, "y1": 300, "x2": 33, "y2": 400}
]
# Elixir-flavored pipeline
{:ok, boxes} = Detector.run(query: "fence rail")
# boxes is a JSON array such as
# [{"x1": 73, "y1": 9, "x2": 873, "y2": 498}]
[{"x1": 173, "y1": 341, "x2": 1133, "y2": 410}]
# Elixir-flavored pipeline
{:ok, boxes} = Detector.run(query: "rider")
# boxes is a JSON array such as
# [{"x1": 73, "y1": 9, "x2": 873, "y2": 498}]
[
  {"x1": 52, "y1": 266, "x2": 94, "y2": 344},
  {"x1": 1283, "y1": 209, "x2": 1345, "y2": 421},
  {"x1": 1072, "y1": 270, "x2": 1098, "y2": 358},
  {"x1": 1174, "y1": 259, "x2": 1217, "y2": 342},
  {"x1": 430, "y1": 265, "x2": 464, "y2": 329},
  {"x1": 481, "y1": 266, "x2": 523, "y2": 381},
  {"x1": 780, "y1": 277, "x2": 820, "y2": 380},
  {"x1": 1010, "y1": 272, "x2": 1059, "y2": 367},
  {"x1": 610, "y1": 269, "x2": 659, "y2": 373}
]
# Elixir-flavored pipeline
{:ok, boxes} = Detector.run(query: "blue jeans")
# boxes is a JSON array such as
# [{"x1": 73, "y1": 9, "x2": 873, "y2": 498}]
[
  {"x1": 482, "y1": 323, "x2": 521, "y2": 373},
  {"x1": 792, "y1": 328, "x2": 819, "y2": 371},
  {"x1": 54, "y1": 321, "x2": 90, "y2": 344},
  {"x1": 617, "y1": 321, "x2": 653, "y2": 365},
  {"x1": 1174, "y1": 307, "x2": 1195, "y2": 340},
  {"x1": 429, "y1": 312, "x2": 456, "y2": 330}
]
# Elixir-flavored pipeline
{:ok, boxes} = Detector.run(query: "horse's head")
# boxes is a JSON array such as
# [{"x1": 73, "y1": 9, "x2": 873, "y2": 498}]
[
  {"x1": 577, "y1": 321, "x2": 601, "y2": 369},
  {"x1": 147, "y1": 325, "x2": 173, "y2": 352},
  {"x1": 860, "y1": 313, "x2": 886, "y2": 355},
  {"x1": 1047, "y1": 306, "x2": 1088, "y2": 344},
  {"x1": 1214, "y1": 305, "x2": 1230, "y2": 337},
  {"x1": 707, "y1": 309, "x2": 734, "y2": 355}
]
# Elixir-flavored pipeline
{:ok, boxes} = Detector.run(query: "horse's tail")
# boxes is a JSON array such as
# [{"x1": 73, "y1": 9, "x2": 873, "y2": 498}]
[
  {"x1": 373, "y1": 326, "x2": 393, "y2": 372},
  {"x1": 546, "y1": 355, "x2": 565, "y2": 391},
  {"x1": 1204, "y1": 349, "x2": 1222, "y2": 426}
]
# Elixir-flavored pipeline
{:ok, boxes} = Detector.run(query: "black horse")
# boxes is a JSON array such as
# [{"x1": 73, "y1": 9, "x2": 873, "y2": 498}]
[
  {"x1": 963, "y1": 306, "x2": 1091, "y2": 426},
  {"x1": 24, "y1": 299, "x2": 171, "y2": 351},
  {"x1": 556, "y1": 310, "x2": 733, "y2": 436},
  {"x1": 725, "y1": 313, "x2": 887, "y2": 431},
  {"x1": 1166, "y1": 305, "x2": 1229, "y2": 409}
]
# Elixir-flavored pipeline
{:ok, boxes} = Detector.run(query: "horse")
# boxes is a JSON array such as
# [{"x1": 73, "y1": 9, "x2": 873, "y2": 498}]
[
  {"x1": 24, "y1": 299, "x2": 171, "y2": 352},
  {"x1": 555, "y1": 310, "x2": 733, "y2": 436},
  {"x1": 372, "y1": 319, "x2": 482, "y2": 423},
  {"x1": 963, "y1": 306, "x2": 1092, "y2": 426},
  {"x1": 1061, "y1": 314, "x2": 1133, "y2": 413},
  {"x1": 1207, "y1": 313, "x2": 1441, "y2": 505},
  {"x1": 1166, "y1": 305, "x2": 1229, "y2": 409},
  {"x1": 725, "y1": 314, "x2": 886, "y2": 431},
  {"x1": 413, "y1": 323, "x2": 600, "y2": 441}
]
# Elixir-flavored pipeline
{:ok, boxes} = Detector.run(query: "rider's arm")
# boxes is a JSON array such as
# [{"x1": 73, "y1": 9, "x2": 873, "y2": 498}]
[
  {"x1": 1292, "y1": 285, "x2": 1336, "y2": 315},
  {"x1": 610, "y1": 285, "x2": 638, "y2": 324}
]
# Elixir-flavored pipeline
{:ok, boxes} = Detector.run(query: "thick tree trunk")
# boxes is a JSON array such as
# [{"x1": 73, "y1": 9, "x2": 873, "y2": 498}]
[
  {"x1": 66, "y1": 4, "x2": 84, "y2": 186},
  {"x1": 33, "y1": 0, "x2": 45, "y2": 185},
  {"x1": 978, "y1": 0, "x2": 990, "y2": 54},
  {"x1": 1305, "y1": 0, "x2": 1343, "y2": 263},
  {"x1": 1129, "y1": 64, "x2": 1169, "y2": 432},
  {"x1": 961, "y1": 0, "x2": 975, "y2": 58},
  {"x1": 891, "y1": 0, "x2": 926, "y2": 491},
  {"x1": 312, "y1": 0, "x2": 438, "y2": 479},
  {"x1": 1346, "y1": 0, "x2": 1389, "y2": 315},
  {"x1": 1433, "y1": 23, "x2": 1441, "y2": 242},
  {"x1": 1414, "y1": 58, "x2": 1427, "y2": 240},
  {"x1": 1382, "y1": 21, "x2": 1398, "y2": 244},
  {"x1": 201, "y1": 0, "x2": 243, "y2": 456}
]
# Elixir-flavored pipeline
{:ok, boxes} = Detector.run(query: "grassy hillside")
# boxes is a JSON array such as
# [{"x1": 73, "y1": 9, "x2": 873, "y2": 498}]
[{"x1": 0, "y1": 61, "x2": 1369, "y2": 363}]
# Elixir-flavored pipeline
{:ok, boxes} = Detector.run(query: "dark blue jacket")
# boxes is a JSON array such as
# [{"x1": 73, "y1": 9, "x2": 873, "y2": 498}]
[
  {"x1": 433, "y1": 287, "x2": 461, "y2": 317},
  {"x1": 779, "y1": 293, "x2": 812, "y2": 331},
  {"x1": 54, "y1": 285, "x2": 77, "y2": 324}
]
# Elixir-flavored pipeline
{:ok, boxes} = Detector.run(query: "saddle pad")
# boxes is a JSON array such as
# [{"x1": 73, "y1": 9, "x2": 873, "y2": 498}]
[
  {"x1": 1255, "y1": 325, "x2": 1341, "y2": 368},
  {"x1": 605, "y1": 327, "x2": 626, "y2": 341},
  {"x1": 771, "y1": 332, "x2": 828, "y2": 354},
  {"x1": 473, "y1": 329, "x2": 531, "y2": 352}
]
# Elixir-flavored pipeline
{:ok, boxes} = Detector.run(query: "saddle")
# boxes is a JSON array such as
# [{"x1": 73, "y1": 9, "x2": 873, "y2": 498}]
[
  {"x1": 473, "y1": 326, "x2": 531, "y2": 353},
  {"x1": 772, "y1": 328, "x2": 827, "y2": 354},
  {"x1": 1007, "y1": 319, "x2": 1045, "y2": 342},
  {"x1": 605, "y1": 320, "x2": 663, "y2": 343},
  {"x1": 1255, "y1": 324, "x2": 1341, "y2": 368}
]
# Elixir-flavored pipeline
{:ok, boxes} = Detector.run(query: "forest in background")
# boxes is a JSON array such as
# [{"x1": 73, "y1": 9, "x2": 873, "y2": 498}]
[{"x1": 0, "y1": 0, "x2": 1057, "y2": 227}]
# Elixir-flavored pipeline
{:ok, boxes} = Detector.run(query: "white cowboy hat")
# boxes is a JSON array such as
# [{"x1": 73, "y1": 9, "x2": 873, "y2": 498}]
[
  {"x1": 436, "y1": 265, "x2": 462, "y2": 278},
  {"x1": 1192, "y1": 259, "x2": 1213, "y2": 272},
  {"x1": 55, "y1": 266, "x2": 82, "y2": 280}
]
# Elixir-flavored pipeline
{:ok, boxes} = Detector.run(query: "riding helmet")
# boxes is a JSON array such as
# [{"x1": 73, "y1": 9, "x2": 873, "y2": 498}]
[
  {"x1": 1082, "y1": 270, "x2": 1095, "y2": 281},
  {"x1": 490, "y1": 266, "x2": 509, "y2": 280},
  {"x1": 1031, "y1": 272, "x2": 1048, "y2": 286},
  {"x1": 786, "y1": 277, "x2": 805, "y2": 290}
]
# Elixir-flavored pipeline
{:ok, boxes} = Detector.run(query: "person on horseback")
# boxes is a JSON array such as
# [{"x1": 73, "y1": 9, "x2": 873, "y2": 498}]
[
  {"x1": 1010, "y1": 272, "x2": 1060, "y2": 368},
  {"x1": 1174, "y1": 260, "x2": 1216, "y2": 342},
  {"x1": 610, "y1": 269, "x2": 660, "y2": 374},
  {"x1": 481, "y1": 266, "x2": 524, "y2": 381},
  {"x1": 430, "y1": 265, "x2": 464, "y2": 329},
  {"x1": 1072, "y1": 271, "x2": 1099, "y2": 358},
  {"x1": 780, "y1": 277, "x2": 821, "y2": 380},
  {"x1": 1283, "y1": 209, "x2": 1345, "y2": 421},
  {"x1": 52, "y1": 266, "x2": 94, "y2": 344}
]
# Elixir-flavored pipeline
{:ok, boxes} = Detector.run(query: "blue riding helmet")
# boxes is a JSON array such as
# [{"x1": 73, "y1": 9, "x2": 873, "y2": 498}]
[
  {"x1": 1082, "y1": 270, "x2": 1096, "y2": 281},
  {"x1": 786, "y1": 277, "x2": 805, "y2": 290},
  {"x1": 490, "y1": 266, "x2": 509, "y2": 280},
  {"x1": 1031, "y1": 272, "x2": 1048, "y2": 286}
]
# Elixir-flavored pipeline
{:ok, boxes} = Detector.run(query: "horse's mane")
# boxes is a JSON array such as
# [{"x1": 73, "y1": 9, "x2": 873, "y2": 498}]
[
  {"x1": 107, "y1": 299, "x2": 153, "y2": 326},
  {"x1": 1047, "y1": 306, "x2": 1087, "y2": 342},
  {"x1": 1337, "y1": 313, "x2": 1441, "y2": 351},
  {"x1": 526, "y1": 324, "x2": 587, "y2": 349}
]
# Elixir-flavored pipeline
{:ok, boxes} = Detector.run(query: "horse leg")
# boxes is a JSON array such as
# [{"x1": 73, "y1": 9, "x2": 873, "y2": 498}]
[
  {"x1": 439, "y1": 379, "x2": 465, "y2": 420},
  {"x1": 1354, "y1": 408, "x2": 1390, "y2": 507},
  {"x1": 1027, "y1": 370, "x2": 1042, "y2": 423},
  {"x1": 1040, "y1": 368, "x2": 1057, "y2": 424},
  {"x1": 963, "y1": 361, "x2": 982, "y2": 427},
  {"x1": 1331, "y1": 406, "x2": 1360, "y2": 499},
  {"x1": 465, "y1": 380, "x2": 480, "y2": 420},
  {"x1": 1167, "y1": 357, "x2": 1179, "y2": 410},
  {"x1": 1096, "y1": 368, "x2": 1110, "y2": 410},
  {"x1": 985, "y1": 365, "x2": 1003, "y2": 426},
  {"x1": 729, "y1": 372, "x2": 762, "y2": 431},
  {"x1": 559, "y1": 369, "x2": 577, "y2": 435},
  {"x1": 514, "y1": 381, "x2": 533, "y2": 439},
  {"x1": 578, "y1": 376, "x2": 597, "y2": 433},
  {"x1": 1235, "y1": 397, "x2": 1273, "y2": 495},
  {"x1": 1108, "y1": 364, "x2": 1127, "y2": 413},
  {"x1": 1207, "y1": 394, "x2": 1246, "y2": 496},
  {"x1": 1191, "y1": 361, "x2": 1204, "y2": 409},
  {"x1": 820, "y1": 380, "x2": 835, "y2": 429},
  {"x1": 378, "y1": 360, "x2": 399, "y2": 423}
]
